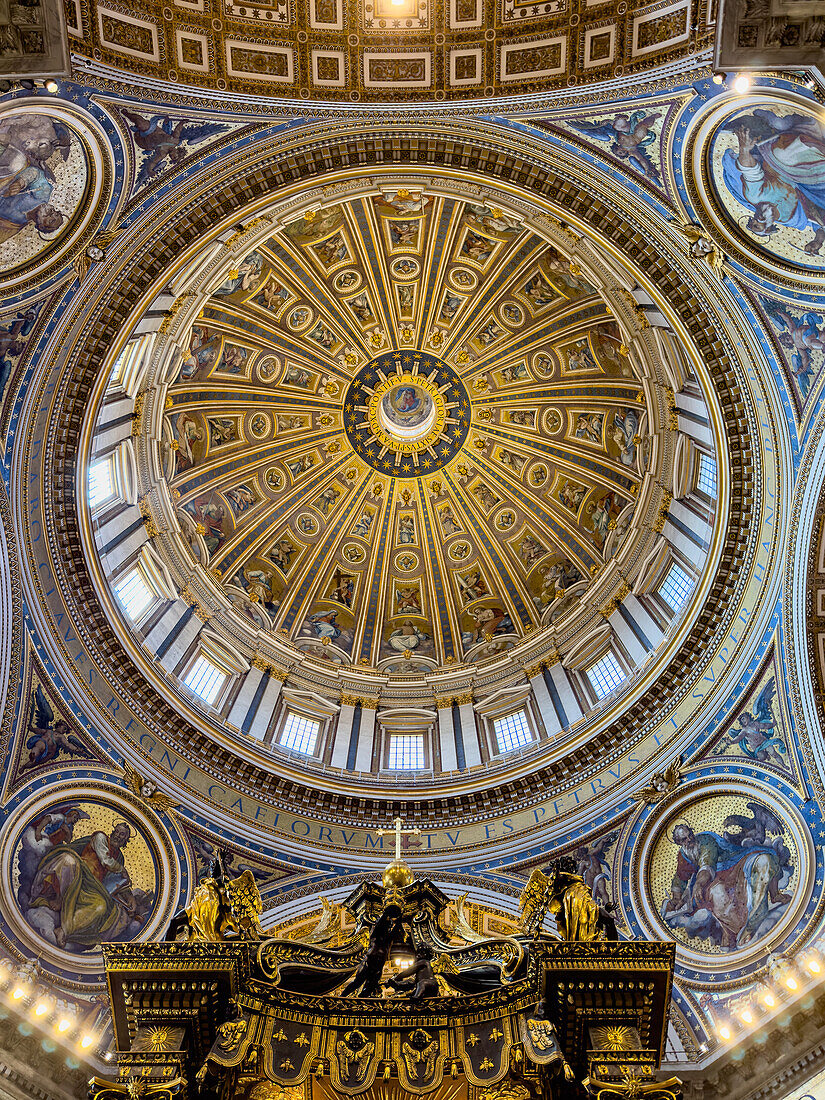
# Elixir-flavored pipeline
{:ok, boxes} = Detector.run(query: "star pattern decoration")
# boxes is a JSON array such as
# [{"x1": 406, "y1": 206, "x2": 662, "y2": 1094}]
[{"x1": 343, "y1": 352, "x2": 471, "y2": 477}]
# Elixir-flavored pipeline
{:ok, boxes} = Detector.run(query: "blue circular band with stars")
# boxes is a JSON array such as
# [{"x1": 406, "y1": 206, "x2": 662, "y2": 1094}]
[{"x1": 343, "y1": 351, "x2": 471, "y2": 477}]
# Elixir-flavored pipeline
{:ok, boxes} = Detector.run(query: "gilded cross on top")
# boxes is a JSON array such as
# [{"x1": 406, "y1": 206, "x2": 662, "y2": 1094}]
[{"x1": 377, "y1": 815, "x2": 421, "y2": 860}]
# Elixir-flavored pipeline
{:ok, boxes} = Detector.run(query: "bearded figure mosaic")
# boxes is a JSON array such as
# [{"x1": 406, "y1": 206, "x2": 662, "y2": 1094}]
[
  {"x1": 708, "y1": 100, "x2": 825, "y2": 269},
  {"x1": 0, "y1": 111, "x2": 88, "y2": 273},
  {"x1": 652, "y1": 795, "x2": 798, "y2": 955},
  {"x1": 12, "y1": 799, "x2": 159, "y2": 953}
]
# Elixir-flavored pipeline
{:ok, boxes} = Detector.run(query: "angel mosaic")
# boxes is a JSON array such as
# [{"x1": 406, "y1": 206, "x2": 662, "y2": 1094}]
[
  {"x1": 215, "y1": 344, "x2": 248, "y2": 375},
  {"x1": 213, "y1": 252, "x2": 263, "y2": 295},
  {"x1": 171, "y1": 413, "x2": 204, "y2": 474},
  {"x1": 759, "y1": 296, "x2": 825, "y2": 399},
  {"x1": 460, "y1": 230, "x2": 495, "y2": 263},
  {"x1": 608, "y1": 409, "x2": 642, "y2": 466},
  {"x1": 457, "y1": 569, "x2": 488, "y2": 603},
  {"x1": 463, "y1": 605, "x2": 514, "y2": 646},
  {"x1": 574, "y1": 412, "x2": 603, "y2": 444},
  {"x1": 352, "y1": 507, "x2": 376, "y2": 538},
  {"x1": 533, "y1": 558, "x2": 583, "y2": 608},
  {"x1": 183, "y1": 497, "x2": 227, "y2": 556},
  {"x1": 586, "y1": 490, "x2": 625, "y2": 550},
  {"x1": 566, "y1": 111, "x2": 662, "y2": 184},
  {"x1": 711, "y1": 677, "x2": 788, "y2": 768},
  {"x1": 565, "y1": 338, "x2": 599, "y2": 373},
  {"x1": 253, "y1": 277, "x2": 291, "y2": 314},
  {"x1": 226, "y1": 484, "x2": 257, "y2": 516},
  {"x1": 177, "y1": 325, "x2": 220, "y2": 382},
  {"x1": 207, "y1": 416, "x2": 237, "y2": 447},
  {"x1": 311, "y1": 233, "x2": 349, "y2": 267},
  {"x1": 574, "y1": 830, "x2": 619, "y2": 908},
  {"x1": 232, "y1": 564, "x2": 281, "y2": 617},
  {"x1": 125, "y1": 111, "x2": 230, "y2": 187},
  {"x1": 21, "y1": 686, "x2": 87, "y2": 771},
  {"x1": 384, "y1": 621, "x2": 433, "y2": 657},
  {"x1": 0, "y1": 305, "x2": 39, "y2": 400}
]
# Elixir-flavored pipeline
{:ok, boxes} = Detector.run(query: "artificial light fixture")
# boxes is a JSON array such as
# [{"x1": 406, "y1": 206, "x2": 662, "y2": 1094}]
[
  {"x1": 44, "y1": 79, "x2": 59, "y2": 93},
  {"x1": 784, "y1": 974, "x2": 799, "y2": 990},
  {"x1": 712, "y1": 74, "x2": 725, "y2": 84},
  {"x1": 11, "y1": 986, "x2": 26, "y2": 1000},
  {"x1": 34, "y1": 1001, "x2": 50, "y2": 1017},
  {"x1": 732, "y1": 74, "x2": 751, "y2": 94},
  {"x1": 80, "y1": 1033, "x2": 95, "y2": 1049},
  {"x1": 57, "y1": 1017, "x2": 72, "y2": 1033},
  {"x1": 718, "y1": 1024, "x2": 732, "y2": 1041}
]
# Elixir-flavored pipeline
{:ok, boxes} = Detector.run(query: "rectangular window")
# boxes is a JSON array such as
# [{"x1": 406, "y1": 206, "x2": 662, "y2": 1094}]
[
  {"x1": 697, "y1": 453, "x2": 717, "y2": 499},
  {"x1": 108, "y1": 345, "x2": 130, "y2": 387},
  {"x1": 89, "y1": 459, "x2": 115, "y2": 510},
  {"x1": 388, "y1": 734, "x2": 424, "y2": 770},
  {"x1": 586, "y1": 651, "x2": 627, "y2": 700},
  {"x1": 114, "y1": 567, "x2": 155, "y2": 622},
  {"x1": 183, "y1": 655, "x2": 227, "y2": 706},
  {"x1": 659, "y1": 562, "x2": 693, "y2": 613},
  {"x1": 280, "y1": 712, "x2": 320, "y2": 756},
  {"x1": 493, "y1": 710, "x2": 533, "y2": 754}
]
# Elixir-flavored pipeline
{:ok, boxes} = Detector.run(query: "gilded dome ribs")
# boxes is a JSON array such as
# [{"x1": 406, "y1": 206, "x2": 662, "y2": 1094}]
[
  {"x1": 59, "y1": 141, "x2": 735, "y2": 812},
  {"x1": 462, "y1": 448, "x2": 598, "y2": 578},
  {"x1": 415, "y1": 478, "x2": 461, "y2": 663},
  {"x1": 355, "y1": 481, "x2": 396, "y2": 663}
]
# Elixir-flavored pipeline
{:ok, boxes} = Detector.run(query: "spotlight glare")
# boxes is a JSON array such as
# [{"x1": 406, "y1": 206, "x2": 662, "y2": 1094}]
[
  {"x1": 719, "y1": 1025, "x2": 731, "y2": 1041},
  {"x1": 733, "y1": 74, "x2": 751, "y2": 94},
  {"x1": 34, "y1": 1002, "x2": 49, "y2": 1017},
  {"x1": 44, "y1": 79, "x2": 59, "y2": 93},
  {"x1": 785, "y1": 975, "x2": 799, "y2": 990},
  {"x1": 80, "y1": 1034, "x2": 94, "y2": 1049},
  {"x1": 11, "y1": 987, "x2": 25, "y2": 1000},
  {"x1": 763, "y1": 991, "x2": 776, "y2": 1007},
  {"x1": 807, "y1": 958, "x2": 821, "y2": 974},
  {"x1": 57, "y1": 1017, "x2": 71, "y2": 1033}
]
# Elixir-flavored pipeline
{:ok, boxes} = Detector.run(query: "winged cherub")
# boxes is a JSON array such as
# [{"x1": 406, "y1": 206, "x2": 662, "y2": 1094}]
[
  {"x1": 22, "y1": 686, "x2": 88, "y2": 770},
  {"x1": 634, "y1": 758, "x2": 682, "y2": 804},
  {"x1": 568, "y1": 112, "x2": 662, "y2": 183},
  {"x1": 122, "y1": 761, "x2": 179, "y2": 813}
]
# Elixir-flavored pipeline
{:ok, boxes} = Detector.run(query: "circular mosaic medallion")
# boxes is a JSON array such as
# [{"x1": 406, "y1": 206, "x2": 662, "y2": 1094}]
[
  {"x1": 343, "y1": 352, "x2": 470, "y2": 476},
  {"x1": 390, "y1": 257, "x2": 420, "y2": 280},
  {"x1": 639, "y1": 787, "x2": 810, "y2": 966}
]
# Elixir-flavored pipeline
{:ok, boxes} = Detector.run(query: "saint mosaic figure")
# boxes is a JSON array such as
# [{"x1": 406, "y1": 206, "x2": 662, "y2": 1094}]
[
  {"x1": 660, "y1": 801, "x2": 795, "y2": 951},
  {"x1": 15, "y1": 805, "x2": 156, "y2": 951},
  {"x1": 719, "y1": 108, "x2": 825, "y2": 259}
]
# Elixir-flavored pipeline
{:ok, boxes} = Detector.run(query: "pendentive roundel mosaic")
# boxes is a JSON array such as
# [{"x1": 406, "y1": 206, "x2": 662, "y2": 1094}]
[
  {"x1": 648, "y1": 793, "x2": 801, "y2": 958},
  {"x1": 11, "y1": 797, "x2": 161, "y2": 955},
  {"x1": 0, "y1": 106, "x2": 94, "y2": 278}
]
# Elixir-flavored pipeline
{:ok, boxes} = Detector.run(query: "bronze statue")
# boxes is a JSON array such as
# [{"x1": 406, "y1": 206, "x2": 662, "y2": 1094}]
[
  {"x1": 341, "y1": 903, "x2": 403, "y2": 996},
  {"x1": 520, "y1": 857, "x2": 618, "y2": 941},
  {"x1": 165, "y1": 850, "x2": 265, "y2": 942},
  {"x1": 386, "y1": 942, "x2": 440, "y2": 1000}
]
